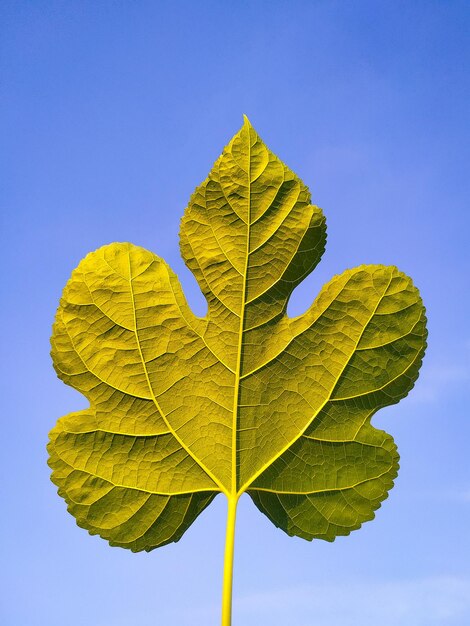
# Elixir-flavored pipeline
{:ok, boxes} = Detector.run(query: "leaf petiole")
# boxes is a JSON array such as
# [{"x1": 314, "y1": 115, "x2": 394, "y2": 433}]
[{"x1": 221, "y1": 494, "x2": 239, "y2": 626}]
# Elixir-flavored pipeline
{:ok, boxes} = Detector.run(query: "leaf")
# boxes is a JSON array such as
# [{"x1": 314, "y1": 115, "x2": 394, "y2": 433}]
[{"x1": 48, "y1": 117, "x2": 427, "y2": 554}]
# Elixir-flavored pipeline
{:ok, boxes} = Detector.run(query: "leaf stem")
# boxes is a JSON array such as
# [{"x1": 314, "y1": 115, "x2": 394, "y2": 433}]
[{"x1": 221, "y1": 494, "x2": 239, "y2": 626}]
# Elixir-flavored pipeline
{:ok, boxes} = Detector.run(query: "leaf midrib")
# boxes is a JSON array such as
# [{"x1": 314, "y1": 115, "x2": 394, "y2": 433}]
[{"x1": 231, "y1": 133, "x2": 251, "y2": 495}]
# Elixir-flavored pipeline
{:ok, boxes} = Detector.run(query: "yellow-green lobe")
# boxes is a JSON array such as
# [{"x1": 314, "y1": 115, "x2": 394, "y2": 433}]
[{"x1": 48, "y1": 117, "x2": 427, "y2": 551}]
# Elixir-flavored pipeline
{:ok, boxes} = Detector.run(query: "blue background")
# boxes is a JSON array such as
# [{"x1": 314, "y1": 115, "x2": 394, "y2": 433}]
[{"x1": 1, "y1": 2, "x2": 469, "y2": 625}]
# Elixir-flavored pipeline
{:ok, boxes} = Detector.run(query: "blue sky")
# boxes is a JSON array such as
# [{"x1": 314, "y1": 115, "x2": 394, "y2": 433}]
[{"x1": 1, "y1": 1, "x2": 469, "y2": 625}]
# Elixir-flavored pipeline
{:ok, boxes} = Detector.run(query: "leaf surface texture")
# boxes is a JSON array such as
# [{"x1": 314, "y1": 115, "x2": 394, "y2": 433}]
[{"x1": 48, "y1": 118, "x2": 427, "y2": 550}]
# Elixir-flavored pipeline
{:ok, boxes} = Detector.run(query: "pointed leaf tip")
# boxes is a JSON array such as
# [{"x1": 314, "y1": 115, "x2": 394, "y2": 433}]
[{"x1": 242, "y1": 114, "x2": 252, "y2": 127}]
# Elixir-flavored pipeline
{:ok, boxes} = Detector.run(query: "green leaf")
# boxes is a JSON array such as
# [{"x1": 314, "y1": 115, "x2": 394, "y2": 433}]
[{"x1": 48, "y1": 117, "x2": 427, "y2": 555}]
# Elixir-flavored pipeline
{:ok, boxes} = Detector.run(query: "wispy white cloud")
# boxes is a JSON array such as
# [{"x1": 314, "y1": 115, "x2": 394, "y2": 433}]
[
  {"x1": 409, "y1": 488, "x2": 470, "y2": 504},
  {"x1": 407, "y1": 363, "x2": 469, "y2": 404},
  {"x1": 458, "y1": 490, "x2": 470, "y2": 502},
  {"x1": 233, "y1": 576, "x2": 470, "y2": 626},
  {"x1": 167, "y1": 576, "x2": 470, "y2": 626}
]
